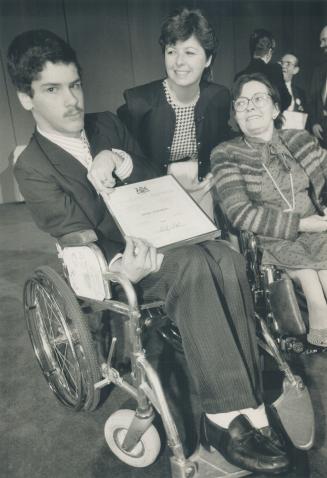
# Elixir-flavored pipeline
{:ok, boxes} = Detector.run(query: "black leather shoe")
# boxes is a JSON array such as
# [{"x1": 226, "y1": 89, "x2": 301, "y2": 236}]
[
  {"x1": 200, "y1": 414, "x2": 291, "y2": 475},
  {"x1": 260, "y1": 425, "x2": 286, "y2": 451}
]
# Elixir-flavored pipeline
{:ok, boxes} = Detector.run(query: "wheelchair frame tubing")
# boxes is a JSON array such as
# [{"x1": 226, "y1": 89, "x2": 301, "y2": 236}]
[{"x1": 102, "y1": 272, "x2": 193, "y2": 472}]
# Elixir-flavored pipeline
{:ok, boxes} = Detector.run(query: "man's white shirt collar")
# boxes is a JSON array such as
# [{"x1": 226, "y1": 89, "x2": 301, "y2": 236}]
[
  {"x1": 37, "y1": 126, "x2": 133, "y2": 179},
  {"x1": 37, "y1": 127, "x2": 92, "y2": 169}
]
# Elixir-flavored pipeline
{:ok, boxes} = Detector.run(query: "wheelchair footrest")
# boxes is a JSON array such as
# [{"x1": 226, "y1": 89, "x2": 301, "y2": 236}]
[
  {"x1": 272, "y1": 375, "x2": 315, "y2": 450},
  {"x1": 187, "y1": 445, "x2": 251, "y2": 477}
]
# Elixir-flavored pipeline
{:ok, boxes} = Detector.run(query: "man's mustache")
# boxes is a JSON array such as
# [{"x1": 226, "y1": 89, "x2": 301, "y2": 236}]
[{"x1": 64, "y1": 107, "x2": 84, "y2": 117}]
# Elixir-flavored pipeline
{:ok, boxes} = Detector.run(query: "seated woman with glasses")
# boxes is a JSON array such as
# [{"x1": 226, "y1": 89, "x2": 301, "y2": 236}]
[{"x1": 211, "y1": 72, "x2": 327, "y2": 347}]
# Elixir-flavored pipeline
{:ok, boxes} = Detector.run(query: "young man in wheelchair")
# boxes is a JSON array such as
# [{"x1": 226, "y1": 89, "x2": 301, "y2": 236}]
[{"x1": 7, "y1": 29, "x2": 291, "y2": 475}]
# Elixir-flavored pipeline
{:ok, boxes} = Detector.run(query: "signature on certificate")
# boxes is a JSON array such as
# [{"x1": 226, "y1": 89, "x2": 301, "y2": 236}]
[{"x1": 159, "y1": 222, "x2": 183, "y2": 233}]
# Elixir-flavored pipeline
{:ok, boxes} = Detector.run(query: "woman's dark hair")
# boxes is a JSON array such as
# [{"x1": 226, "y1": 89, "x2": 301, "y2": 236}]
[
  {"x1": 249, "y1": 28, "x2": 276, "y2": 58},
  {"x1": 159, "y1": 7, "x2": 218, "y2": 71},
  {"x1": 231, "y1": 72, "x2": 284, "y2": 129},
  {"x1": 7, "y1": 29, "x2": 81, "y2": 97}
]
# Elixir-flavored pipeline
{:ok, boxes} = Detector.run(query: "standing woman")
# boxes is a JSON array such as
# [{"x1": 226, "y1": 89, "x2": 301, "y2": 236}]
[{"x1": 117, "y1": 8, "x2": 231, "y2": 219}]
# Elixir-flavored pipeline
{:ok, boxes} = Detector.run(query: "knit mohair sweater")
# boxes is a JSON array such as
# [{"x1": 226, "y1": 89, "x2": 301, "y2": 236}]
[{"x1": 211, "y1": 129, "x2": 327, "y2": 241}]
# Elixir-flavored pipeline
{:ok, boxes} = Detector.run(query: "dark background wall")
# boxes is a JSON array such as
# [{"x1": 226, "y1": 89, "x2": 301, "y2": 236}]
[{"x1": 0, "y1": 0, "x2": 326, "y2": 203}]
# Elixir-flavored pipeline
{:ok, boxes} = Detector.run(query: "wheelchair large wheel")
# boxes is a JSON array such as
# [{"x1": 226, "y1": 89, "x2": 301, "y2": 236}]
[
  {"x1": 23, "y1": 266, "x2": 101, "y2": 411},
  {"x1": 104, "y1": 409, "x2": 161, "y2": 467}
]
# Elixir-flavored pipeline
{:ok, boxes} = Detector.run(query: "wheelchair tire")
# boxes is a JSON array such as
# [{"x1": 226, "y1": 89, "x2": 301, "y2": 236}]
[
  {"x1": 104, "y1": 409, "x2": 161, "y2": 467},
  {"x1": 23, "y1": 265, "x2": 101, "y2": 411}
]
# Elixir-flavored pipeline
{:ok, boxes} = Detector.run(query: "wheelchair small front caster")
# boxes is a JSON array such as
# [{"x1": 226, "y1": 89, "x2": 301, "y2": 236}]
[{"x1": 104, "y1": 409, "x2": 161, "y2": 467}]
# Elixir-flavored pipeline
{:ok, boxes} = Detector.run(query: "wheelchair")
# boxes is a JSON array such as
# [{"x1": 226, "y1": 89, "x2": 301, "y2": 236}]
[
  {"x1": 237, "y1": 228, "x2": 327, "y2": 357},
  {"x1": 22, "y1": 228, "x2": 315, "y2": 478}
]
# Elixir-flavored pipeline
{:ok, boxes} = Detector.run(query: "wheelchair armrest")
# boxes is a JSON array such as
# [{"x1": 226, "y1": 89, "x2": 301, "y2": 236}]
[{"x1": 57, "y1": 229, "x2": 98, "y2": 247}]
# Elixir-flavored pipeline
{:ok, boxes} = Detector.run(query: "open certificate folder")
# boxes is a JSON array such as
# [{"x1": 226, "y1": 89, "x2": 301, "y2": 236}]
[{"x1": 101, "y1": 175, "x2": 220, "y2": 252}]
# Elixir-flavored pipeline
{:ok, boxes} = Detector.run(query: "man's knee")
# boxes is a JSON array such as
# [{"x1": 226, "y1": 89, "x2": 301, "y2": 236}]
[
  {"x1": 164, "y1": 244, "x2": 206, "y2": 273},
  {"x1": 201, "y1": 240, "x2": 247, "y2": 270},
  {"x1": 161, "y1": 242, "x2": 247, "y2": 290}
]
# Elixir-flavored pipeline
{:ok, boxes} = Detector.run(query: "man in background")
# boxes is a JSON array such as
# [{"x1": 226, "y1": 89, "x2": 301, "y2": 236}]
[
  {"x1": 235, "y1": 29, "x2": 291, "y2": 112},
  {"x1": 280, "y1": 53, "x2": 307, "y2": 113},
  {"x1": 309, "y1": 25, "x2": 327, "y2": 147}
]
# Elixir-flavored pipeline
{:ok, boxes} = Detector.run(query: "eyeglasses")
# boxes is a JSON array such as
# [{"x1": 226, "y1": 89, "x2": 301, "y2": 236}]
[
  {"x1": 233, "y1": 92, "x2": 272, "y2": 112},
  {"x1": 279, "y1": 60, "x2": 296, "y2": 67}
]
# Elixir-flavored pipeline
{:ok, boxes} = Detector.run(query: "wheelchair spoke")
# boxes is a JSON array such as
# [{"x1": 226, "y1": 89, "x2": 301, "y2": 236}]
[
  {"x1": 52, "y1": 344, "x2": 79, "y2": 394},
  {"x1": 37, "y1": 284, "x2": 74, "y2": 346},
  {"x1": 38, "y1": 287, "x2": 65, "y2": 336},
  {"x1": 33, "y1": 282, "x2": 81, "y2": 398},
  {"x1": 24, "y1": 267, "x2": 101, "y2": 411}
]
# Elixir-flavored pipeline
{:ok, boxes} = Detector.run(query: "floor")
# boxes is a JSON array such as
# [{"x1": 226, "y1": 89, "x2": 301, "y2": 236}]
[{"x1": 1, "y1": 202, "x2": 327, "y2": 478}]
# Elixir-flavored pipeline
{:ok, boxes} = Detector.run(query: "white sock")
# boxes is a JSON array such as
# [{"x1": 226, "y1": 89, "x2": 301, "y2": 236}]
[
  {"x1": 240, "y1": 404, "x2": 269, "y2": 429},
  {"x1": 206, "y1": 403, "x2": 269, "y2": 430},
  {"x1": 206, "y1": 410, "x2": 240, "y2": 429}
]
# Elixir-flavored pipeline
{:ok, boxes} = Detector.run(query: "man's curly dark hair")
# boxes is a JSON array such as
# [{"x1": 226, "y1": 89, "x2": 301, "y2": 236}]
[{"x1": 7, "y1": 29, "x2": 81, "y2": 97}]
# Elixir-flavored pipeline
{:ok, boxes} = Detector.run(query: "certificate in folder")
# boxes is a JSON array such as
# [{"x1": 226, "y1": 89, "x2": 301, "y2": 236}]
[{"x1": 101, "y1": 175, "x2": 220, "y2": 251}]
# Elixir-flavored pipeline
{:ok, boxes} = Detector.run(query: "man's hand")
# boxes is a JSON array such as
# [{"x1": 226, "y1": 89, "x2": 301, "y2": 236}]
[
  {"x1": 87, "y1": 150, "x2": 124, "y2": 194},
  {"x1": 312, "y1": 123, "x2": 324, "y2": 141},
  {"x1": 299, "y1": 214, "x2": 327, "y2": 232},
  {"x1": 110, "y1": 237, "x2": 164, "y2": 283}
]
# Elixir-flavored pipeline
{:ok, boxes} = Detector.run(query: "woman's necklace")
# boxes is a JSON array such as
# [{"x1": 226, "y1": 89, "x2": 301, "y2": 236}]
[
  {"x1": 164, "y1": 79, "x2": 200, "y2": 107},
  {"x1": 261, "y1": 163, "x2": 295, "y2": 212},
  {"x1": 244, "y1": 137, "x2": 295, "y2": 212}
]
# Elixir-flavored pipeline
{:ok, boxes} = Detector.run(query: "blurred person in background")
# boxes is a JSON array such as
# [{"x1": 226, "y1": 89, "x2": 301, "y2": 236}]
[
  {"x1": 235, "y1": 29, "x2": 291, "y2": 113},
  {"x1": 309, "y1": 25, "x2": 327, "y2": 148}
]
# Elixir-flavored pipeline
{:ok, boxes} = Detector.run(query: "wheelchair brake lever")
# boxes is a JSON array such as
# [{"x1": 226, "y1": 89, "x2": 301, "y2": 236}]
[
  {"x1": 94, "y1": 337, "x2": 118, "y2": 389},
  {"x1": 107, "y1": 336, "x2": 117, "y2": 368},
  {"x1": 258, "y1": 315, "x2": 297, "y2": 385}
]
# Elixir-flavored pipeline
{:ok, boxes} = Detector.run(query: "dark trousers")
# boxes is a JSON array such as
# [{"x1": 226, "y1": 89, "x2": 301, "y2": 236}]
[
  {"x1": 321, "y1": 117, "x2": 327, "y2": 149},
  {"x1": 140, "y1": 240, "x2": 263, "y2": 414}
]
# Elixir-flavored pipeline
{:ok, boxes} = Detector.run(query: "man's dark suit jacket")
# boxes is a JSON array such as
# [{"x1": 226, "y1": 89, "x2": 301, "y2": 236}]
[
  {"x1": 235, "y1": 58, "x2": 291, "y2": 112},
  {"x1": 291, "y1": 84, "x2": 307, "y2": 113},
  {"x1": 309, "y1": 61, "x2": 327, "y2": 127},
  {"x1": 14, "y1": 111, "x2": 155, "y2": 261}
]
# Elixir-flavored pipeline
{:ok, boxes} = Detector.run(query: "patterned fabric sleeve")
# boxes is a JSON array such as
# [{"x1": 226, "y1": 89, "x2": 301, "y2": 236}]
[
  {"x1": 211, "y1": 142, "x2": 300, "y2": 240},
  {"x1": 283, "y1": 129, "x2": 327, "y2": 183}
]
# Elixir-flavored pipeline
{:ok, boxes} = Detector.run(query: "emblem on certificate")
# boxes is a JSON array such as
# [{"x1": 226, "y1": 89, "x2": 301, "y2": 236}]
[{"x1": 101, "y1": 175, "x2": 220, "y2": 251}]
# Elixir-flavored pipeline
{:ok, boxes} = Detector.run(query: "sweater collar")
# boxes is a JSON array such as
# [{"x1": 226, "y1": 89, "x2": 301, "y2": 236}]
[
  {"x1": 244, "y1": 128, "x2": 280, "y2": 146},
  {"x1": 244, "y1": 129, "x2": 292, "y2": 169}
]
